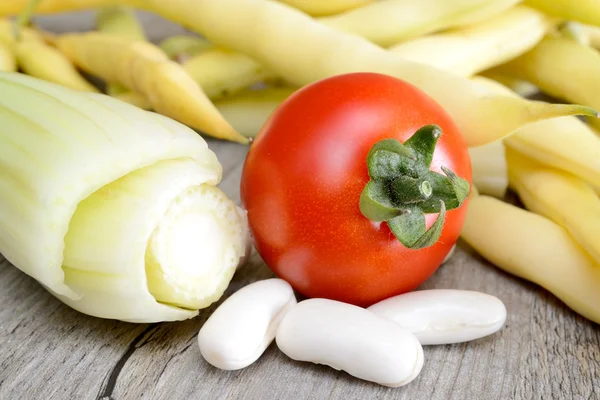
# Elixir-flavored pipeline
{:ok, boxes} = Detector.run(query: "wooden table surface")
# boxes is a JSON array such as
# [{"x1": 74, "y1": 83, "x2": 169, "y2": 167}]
[{"x1": 1, "y1": 11, "x2": 599, "y2": 400}]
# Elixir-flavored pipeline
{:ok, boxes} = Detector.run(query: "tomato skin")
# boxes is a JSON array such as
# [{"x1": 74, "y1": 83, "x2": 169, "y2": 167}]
[{"x1": 241, "y1": 73, "x2": 471, "y2": 307}]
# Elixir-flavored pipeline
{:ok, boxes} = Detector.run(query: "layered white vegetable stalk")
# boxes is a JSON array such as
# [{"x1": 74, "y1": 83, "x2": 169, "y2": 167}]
[{"x1": 0, "y1": 72, "x2": 248, "y2": 322}]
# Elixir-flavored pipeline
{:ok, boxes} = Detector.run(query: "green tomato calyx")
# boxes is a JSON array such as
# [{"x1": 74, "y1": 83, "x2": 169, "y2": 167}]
[{"x1": 359, "y1": 124, "x2": 470, "y2": 249}]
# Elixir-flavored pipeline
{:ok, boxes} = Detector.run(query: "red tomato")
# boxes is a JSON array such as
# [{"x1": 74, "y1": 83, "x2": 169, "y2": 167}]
[{"x1": 241, "y1": 73, "x2": 471, "y2": 307}]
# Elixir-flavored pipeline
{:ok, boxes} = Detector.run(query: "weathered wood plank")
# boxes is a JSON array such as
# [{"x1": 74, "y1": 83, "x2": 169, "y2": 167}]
[{"x1": 0, "y1": 256, "x2": 147, "y2": 400}]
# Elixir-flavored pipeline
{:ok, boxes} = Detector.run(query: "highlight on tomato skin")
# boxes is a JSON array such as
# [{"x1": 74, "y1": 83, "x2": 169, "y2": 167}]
[{"x1": 241, "y1": 72, "x2": 472, "y2": 307}]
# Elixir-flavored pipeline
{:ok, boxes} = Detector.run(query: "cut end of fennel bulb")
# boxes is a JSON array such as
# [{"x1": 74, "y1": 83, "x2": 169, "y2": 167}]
[
  {"x1": 58, "y1": 158, "x2": 248, "y2": 322},
  {"x1": 146, "y1": 184, "x2": 247, "y2": 310}
]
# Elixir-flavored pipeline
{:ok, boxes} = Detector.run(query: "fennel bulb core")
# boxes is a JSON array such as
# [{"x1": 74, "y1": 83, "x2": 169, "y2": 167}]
[
  {"x1": 159, "y1": 213, "x2": 225, "y2": 277},
  {"x1": 146, "y1": 184, "x2": 244, "y2": 309}
]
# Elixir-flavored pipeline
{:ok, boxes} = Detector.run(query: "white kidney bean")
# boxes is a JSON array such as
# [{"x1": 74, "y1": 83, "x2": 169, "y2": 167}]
[
  {"x1": 198, "y1": 278, "x2": 297, "y2": 370},
  {"x1": 276, "y1": 298, "x2": 423, "y2": 387},
  {"x1": 368, "y1": 289, "x2": 506, "y2": 345}
]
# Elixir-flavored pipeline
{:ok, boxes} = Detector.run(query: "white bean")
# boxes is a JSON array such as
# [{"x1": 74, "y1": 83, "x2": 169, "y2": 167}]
[
  {"x1": 198, "y1": 278, "x2": 297, "y2": 370},
  {"x1": 276, "y1": 298, "x2": 423, "y2": 387},
  {"x1": 368, "y1": 289, "x2": 507, "y2": 345}
]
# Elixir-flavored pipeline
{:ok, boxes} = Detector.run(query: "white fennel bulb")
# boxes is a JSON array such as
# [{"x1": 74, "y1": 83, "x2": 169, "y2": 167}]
[{"x1": 0, "y1": 72, "x2": 249, "y2": 322}]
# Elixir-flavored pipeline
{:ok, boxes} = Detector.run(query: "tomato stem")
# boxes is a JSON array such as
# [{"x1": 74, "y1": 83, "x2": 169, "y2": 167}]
[{"x1": 359, "y1": 124, "x2": 470, "y2": 249}]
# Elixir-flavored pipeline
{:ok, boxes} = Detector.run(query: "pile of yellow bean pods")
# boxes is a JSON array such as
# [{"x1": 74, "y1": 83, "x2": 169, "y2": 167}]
[{"x1": 1, "y1": 0, "x2": 599, "y2": 323}]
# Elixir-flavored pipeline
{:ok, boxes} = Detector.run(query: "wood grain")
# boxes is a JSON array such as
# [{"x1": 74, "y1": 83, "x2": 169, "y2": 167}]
[{"x1": 0, "y1": 11, "x2": 599, "y2": 400}]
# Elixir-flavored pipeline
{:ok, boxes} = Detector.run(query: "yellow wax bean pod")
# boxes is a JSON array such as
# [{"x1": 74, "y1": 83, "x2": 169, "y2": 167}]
[
  {"x1": 0, "y1": 0, "x2": 371, "y2": 16},
  {"x1": 579, "y1": 23, "x2": 600, "y2": 49},
  {"x1": 524, "y1": 0, "x2": 600, "y2": 27},
  {"x1": 555, "y1": 21, "x2": 591, "y2": 46},
  {"x1": 16, "y1": 40, "x2": 98, "y2": 92},
  {"x1": 0, "y1": 0, "x2": 115, "y2": 15},
  {"x1": 38, "y1": 28, "x2": 57, "y2": 45},
  {"x1": 468, "y1": 140, "x2": 507, "y2": 198},
  {"x1": 558, "y1": 21, "x2": 600, "y2": 53},
  {"x1": 56, "y1": 32, "x2": 247, "y2": 143},
  {"x1": 472, "y1": 76, "x2": 600, "y2": 189},
  {"x1": 389, "y1": 6, "x2": 549, "y2": 77},
  {"x1": 95, "y1": 5, "x2": 145, "y2": 40},
  {"x1": 318, "y1": 0, "x2": 520, "y2": 47},
  {"x1": 0, "y1": 40, "x2": 16, "y2": 71},
  {"x1": 278, "y1": 0, "x2": 374, "y2": 16},
  {"x1": 183, "y1": 49, "x2": 277, "y2": 99},
  {"x1": 95, "y1": 5, "x2": 150, "y2": 109},
  {"x1": 1, "y1": 18, "x2": 95, "y2": 91},
  {"x1": 462, "y1": 195, "x2": 600, "y2": 324},
  {"x1": 110, "y1": 89, "x2": 152, "y2": 110},
  {"x1": 480, "y1": 71, "x2": 539, "y2": 97},
  {"x1": 492, "y1": 36, "x2": 600, "y2": 118},
  {"x1": 214, "y1": 87, "x2": 297, "y2": 138},
  {"x1": 159, "y1": 35, "x2": 213, "y2": 60},
  {"x1": 507, "y1": 149, "x2": 600, "y2": 265},
  {"x1": 104, "y1": 81, "x2": 150, "y2": 109},
  {"x1": 141, "y1": 0, "x2": 597, "y2": 148},
  {"x1": 0, "y1": 18, "x2": 43, "y2": 45},
  {"x1": 505, "y1": 117, "x2": 600, "y2": 189}
]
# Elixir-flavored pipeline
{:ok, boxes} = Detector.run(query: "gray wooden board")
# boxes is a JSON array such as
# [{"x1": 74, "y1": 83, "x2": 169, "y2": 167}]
[{"x1": 1, "y1": 10, "x2": 599, "y2": 400}]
